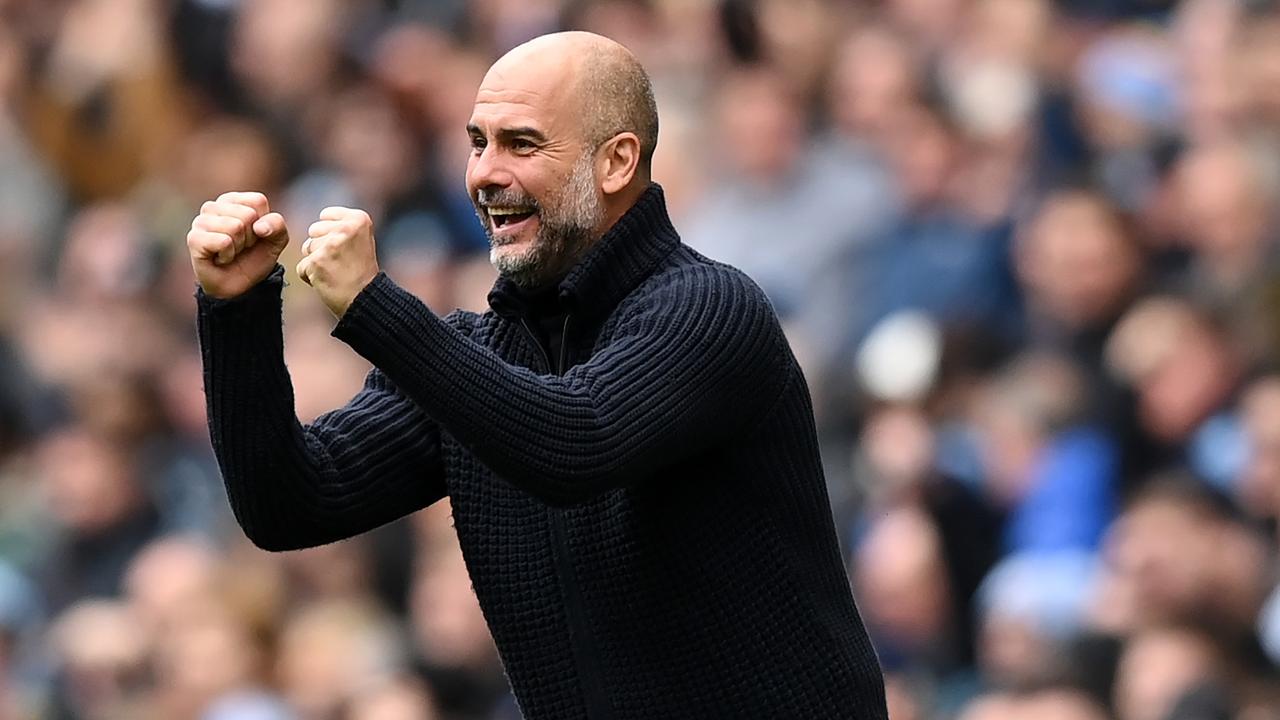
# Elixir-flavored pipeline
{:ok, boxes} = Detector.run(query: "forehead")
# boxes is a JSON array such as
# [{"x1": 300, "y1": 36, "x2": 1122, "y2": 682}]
[{"x1": 468, "y1": 61, "x2": 578, "y2": 136}]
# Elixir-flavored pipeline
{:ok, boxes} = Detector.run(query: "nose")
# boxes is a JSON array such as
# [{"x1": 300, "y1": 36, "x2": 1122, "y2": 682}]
[{"x1": 467, "y1": 144, "x2": 514, "y2": 194}]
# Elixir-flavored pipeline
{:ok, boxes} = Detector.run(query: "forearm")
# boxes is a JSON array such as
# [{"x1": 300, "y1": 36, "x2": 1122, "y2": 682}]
[
  {"x1": 332, "y1": 270, "x2": 788, "y2": 505},
  {"x1": 197, "y1": 267, "x2": 445, "y2": 549}
]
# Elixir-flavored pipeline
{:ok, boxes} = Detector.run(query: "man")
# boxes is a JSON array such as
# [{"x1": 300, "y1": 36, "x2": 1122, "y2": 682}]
[{"x1": 188, "y1": 31, "x2": 887, "y2": 719}]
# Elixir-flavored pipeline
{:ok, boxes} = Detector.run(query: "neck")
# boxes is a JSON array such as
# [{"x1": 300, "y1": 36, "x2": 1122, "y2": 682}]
[{"x1": 596, "y1": 177, "x2": 649, "y2": 237}]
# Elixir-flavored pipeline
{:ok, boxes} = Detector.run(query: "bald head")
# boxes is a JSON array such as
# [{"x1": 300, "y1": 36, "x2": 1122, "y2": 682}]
[
  {"x1": 467, "y1": 32, "x2": 659, "y2": 289},
  {"x1": 487, "y1": 32, "x2": 659, "y2": 172}
]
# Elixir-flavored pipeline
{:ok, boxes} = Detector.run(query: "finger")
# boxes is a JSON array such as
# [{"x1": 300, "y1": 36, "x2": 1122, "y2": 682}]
[
  {"x1": 194, "y1": 214, "x2": 248, "y2": 247},
  {"x1": 318, "y1": 206, "x2": 354, "y2": 221},
  {"x1": 252, "y1": 212, "x2": 289, "y2": 246},
  {"x1": 296, "y1": 256, "x2": 314, "y2": 286},
  {"x1": 188, "y1": 230, "x2": 235, "y2": 264},
  {"x1": 202, "y1": 202, "x2": 258, "y2": 254},
  {"x1": 216, "y1": 191, "x2": 269, "y2": 218},
  {"x1": 307, "y1": 220, "x2": 338, "y2": 239}
]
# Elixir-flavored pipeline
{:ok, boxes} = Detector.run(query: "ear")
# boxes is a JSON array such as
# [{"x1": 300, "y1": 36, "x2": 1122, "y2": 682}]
[{"x1": 598, "y1": 132, "x2": 641, "y2": 196}]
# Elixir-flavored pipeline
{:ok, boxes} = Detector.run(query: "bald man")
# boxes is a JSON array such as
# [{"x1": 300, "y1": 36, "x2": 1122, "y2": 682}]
[{"x1": 188, "y1": 32, "x2": 887, "y2": 719}]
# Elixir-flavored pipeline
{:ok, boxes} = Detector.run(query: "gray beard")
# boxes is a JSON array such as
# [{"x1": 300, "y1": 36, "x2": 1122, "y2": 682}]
[{"x1": 475, "y1": 152, "x2": 605, "y2": 291}]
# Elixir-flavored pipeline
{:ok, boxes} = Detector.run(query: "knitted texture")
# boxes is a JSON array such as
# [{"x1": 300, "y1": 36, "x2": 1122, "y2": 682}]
[{"x1": 197, "y1": 184, "x2": 887, "y2": 719}]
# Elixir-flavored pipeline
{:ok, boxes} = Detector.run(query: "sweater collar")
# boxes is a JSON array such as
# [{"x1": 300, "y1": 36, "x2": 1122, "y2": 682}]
[{"x1": 487, "y1": 183, "x2": 679, "y2": 321}]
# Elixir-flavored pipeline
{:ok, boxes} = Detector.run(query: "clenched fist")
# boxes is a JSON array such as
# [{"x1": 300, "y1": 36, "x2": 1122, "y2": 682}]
[
  {"x1": 296, "y1": 206, "x2": 380, "y2": 319},
  {"x1": 187, "y1": 192, "x2": 291, "y2": 299}
]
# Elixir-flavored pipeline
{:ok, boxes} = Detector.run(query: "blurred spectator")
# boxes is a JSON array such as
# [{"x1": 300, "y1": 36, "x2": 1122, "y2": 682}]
[
  {"x1": 34, "y1": 425, "x2": 163, "y2": 614},
  {"x1": 1089, "y1": 478, "x2": 1269, "y2": 639},
  {"x1": 958, "y1": 687, "x2": 1108, "y2": 720},
  {"x1": 1105, "y1": 297, "x2": 1246, "y2": 487}
]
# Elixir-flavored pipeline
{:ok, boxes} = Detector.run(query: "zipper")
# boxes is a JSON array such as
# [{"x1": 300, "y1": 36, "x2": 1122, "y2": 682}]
[{"x1": 518, "y1": 315, "x2": 612, "y2": 719}]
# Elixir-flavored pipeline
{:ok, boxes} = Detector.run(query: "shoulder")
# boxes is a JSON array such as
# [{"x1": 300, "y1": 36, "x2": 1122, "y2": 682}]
[{"x1": 631, "y1": 244, "x2": 778, "y2": 319}]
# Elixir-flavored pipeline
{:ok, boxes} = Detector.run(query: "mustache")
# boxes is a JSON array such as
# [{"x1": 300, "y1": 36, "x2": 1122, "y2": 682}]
[{"x1": 475, "y1": 187, "x2": 540, "y2": 210}]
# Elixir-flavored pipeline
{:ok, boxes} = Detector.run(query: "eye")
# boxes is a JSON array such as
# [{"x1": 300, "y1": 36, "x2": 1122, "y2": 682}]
[
  {"x1": 470, "y1": 135, "x2": 487, "y2": 154},
  {"x1": 511, "y1": 138, "x2": 536, "y2": 153}
]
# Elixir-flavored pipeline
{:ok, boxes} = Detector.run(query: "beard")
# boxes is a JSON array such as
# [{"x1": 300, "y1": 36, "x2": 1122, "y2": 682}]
[{"x1": 473, "y1": 151, "x2": 605, "y2": 290}]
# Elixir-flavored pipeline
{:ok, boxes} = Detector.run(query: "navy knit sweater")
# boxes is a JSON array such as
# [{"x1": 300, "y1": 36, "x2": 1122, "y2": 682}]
[{"x1": 197, "y1": 184, "x2": 887, "y2": 719}]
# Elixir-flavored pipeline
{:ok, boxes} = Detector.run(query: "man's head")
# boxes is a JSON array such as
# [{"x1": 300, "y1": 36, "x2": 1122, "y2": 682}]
[{"x1": 466, "y1": 31, "x2": 658, "y2": 289}]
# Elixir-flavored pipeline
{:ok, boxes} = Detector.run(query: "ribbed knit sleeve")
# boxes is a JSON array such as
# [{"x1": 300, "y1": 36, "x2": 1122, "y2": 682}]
[
  {"x1": 332, "y1": 265, "x2": 791, "y2": 506},
  {"x1": 196, "y1": 266, "x2": 447, "y2": 551}
]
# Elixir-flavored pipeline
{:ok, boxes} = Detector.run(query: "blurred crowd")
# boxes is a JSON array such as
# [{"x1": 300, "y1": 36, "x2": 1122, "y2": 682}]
[{"x1": 0, "y1": 0, "x2": 1279, "y2": 718}]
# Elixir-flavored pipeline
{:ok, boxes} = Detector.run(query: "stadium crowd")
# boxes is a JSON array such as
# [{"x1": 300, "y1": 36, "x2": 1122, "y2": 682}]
[{"x1": 0, "y1": 0, "x2": 1279, "y2": 718}]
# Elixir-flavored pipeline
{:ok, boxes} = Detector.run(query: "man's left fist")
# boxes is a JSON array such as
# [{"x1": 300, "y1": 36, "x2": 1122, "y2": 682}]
[{"x1": 297, "y1": 206, "x2": 380, "y2": 318}]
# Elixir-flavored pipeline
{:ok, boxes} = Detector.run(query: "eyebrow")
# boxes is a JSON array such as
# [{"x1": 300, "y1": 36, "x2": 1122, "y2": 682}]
[{"x1": 466, "y1": 124, "x2": 548, "y2": 144}]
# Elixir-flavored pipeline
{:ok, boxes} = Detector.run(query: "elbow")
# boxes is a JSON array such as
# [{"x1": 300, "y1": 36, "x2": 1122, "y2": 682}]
[{"x1": 239, "y1": 522, "x2": 300, "y2": 552}]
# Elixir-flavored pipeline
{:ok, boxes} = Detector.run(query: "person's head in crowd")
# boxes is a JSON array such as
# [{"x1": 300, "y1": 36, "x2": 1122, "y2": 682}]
[
  {"x1": 37, "y1": 424, "x2": 148, "y2": 536},
  {"x1": 345, "y1": 675, "x2": 440, "y2": 720},
  {"x1": 882, "y1": 99, "x2": 962, "y2": 213},
  {"x1": 1105, "y1": 297, "x2": 1239, "y2": 444},
  {"x1": 1090, "y1": 477, "x2": 1269, "y2": 635},
  {"x1": 276, "y1": 599, "x2": 406, "y2": 720},
  {"x1": 853, "y1": 506, "x2": 953, "y2": 664},
  {"x1": 1238, "y1": 374, "x2": 1280, "y2": 521},
  {"x1": 67, "y1": 368, "x2": 164, "y2": 447},
  {"x1": 1239, "y1": 12, "x2": 1280, "y2": 126},
  {"x1": 279, "y1": 536, "x2": 376, "y2": 604},
  {"x1": 57, "y1": 202, "x2": 153, "y2": 302},
  {"x1": 1172, "y1": 0, "x2": 1247, "y2": 140},
  {"x1": 281, "y1": 309, "x2": 372, "y2": 425},
  {"x1": 885, "y1": 0, "x2": 970, "y2": 52},
  {"x1": 124, "y1": 537, "x2": 221, "y2": 632},
  {"x1": 409, "y1": 540, "x2": 499, "y2": 673},
  {"x1": 1016, "y1": 190, "x2": 1143, "y2": 333},
  {"x1": 318, "y1": 84, "x2": 422, "y2": 219},
  {"x1": 956, "y1": 0, "x2": 1054, "y2": 68},
  {"x1": 971, "y1": 352, "x2": 1086, "y2": 505},
  {"x1": 231, "y1": 0, "x2": 348, "y2": 111},
  {"x1": 1074, "y1": 27, "x2": 1179, "y2": 151},
  {"x1": 827, "y1": 23, "x2": 922, "y2": 146},
  {"x1": 976, "y1": 553, "x2": 1099, "y2": 688},
  {"x1": 858, "y1": 404, "x2": 937, "y2": 504},
  {"x1": 175, "y1": 117, "x2": 283, "y2": 209},
  {"x1": 151, "y1": 600, "x2": 264, "y2": 720},
  {"x1": 1174, "y1": 139, "x2": 1276, "y2": 291},
  {"x1": 1113, "y1": 624, "x2": 1225, "y2": 720},
  {"x1": 960, "y1": 687, "x2": 1108, "y2": 720},
  {"x1": 750, "y1": 0, "x2": 843, "y2": 100},
  {"x1": 711, "y1": 64, "x2": 804, "y2": 184},
  {"x1": 49, "y1": 599, "x2": 153, "y2": 720}
]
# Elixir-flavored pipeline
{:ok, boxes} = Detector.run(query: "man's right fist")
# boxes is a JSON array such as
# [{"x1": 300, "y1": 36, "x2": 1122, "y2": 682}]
[{"x1": 187, "y1": 191, "x2": 291, "y2": 299}]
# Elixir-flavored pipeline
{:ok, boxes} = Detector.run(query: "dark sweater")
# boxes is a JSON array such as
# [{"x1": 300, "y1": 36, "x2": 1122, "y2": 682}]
[{"x1": 197, "y1": 184, "x2": 887, "y2": 719}]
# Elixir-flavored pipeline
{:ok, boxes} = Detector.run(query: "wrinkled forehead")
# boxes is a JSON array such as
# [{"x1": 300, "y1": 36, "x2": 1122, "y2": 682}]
[{"x1": 468, "y1": 59, "x2": 580, "y2": 138}]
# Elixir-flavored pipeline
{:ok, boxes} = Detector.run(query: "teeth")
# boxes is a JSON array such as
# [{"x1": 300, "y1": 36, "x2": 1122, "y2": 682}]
[{"x1": 487, "y1": 207, "x2": 534, "y2": 216}]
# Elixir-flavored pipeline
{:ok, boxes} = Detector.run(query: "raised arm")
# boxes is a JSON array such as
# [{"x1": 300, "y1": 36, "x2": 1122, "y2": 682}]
[
  {"x1": 187, "y1": 193, "x2": 445, "y2": 551},
  {"x1": 332, "y1": 264, "x2": 793, "y2": 506},
  {"x1": 197, "y1": 269, "x2": 448, "y2": 550}
]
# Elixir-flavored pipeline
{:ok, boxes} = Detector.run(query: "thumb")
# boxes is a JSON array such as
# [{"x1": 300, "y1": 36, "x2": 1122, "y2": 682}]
[{"x1": 252, "y1": 212, "x2": 289, "y2": 247}]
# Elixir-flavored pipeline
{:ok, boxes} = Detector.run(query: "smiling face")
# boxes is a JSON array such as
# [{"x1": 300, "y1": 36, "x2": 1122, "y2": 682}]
[{"x1": 466, "y1": 47, "x2": 606, "y2": 290}]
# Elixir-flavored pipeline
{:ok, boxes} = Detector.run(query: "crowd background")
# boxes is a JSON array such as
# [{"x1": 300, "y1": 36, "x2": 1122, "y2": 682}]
[{"x1": 0, "y1": 0, "x2": 1278, "y2": 718}]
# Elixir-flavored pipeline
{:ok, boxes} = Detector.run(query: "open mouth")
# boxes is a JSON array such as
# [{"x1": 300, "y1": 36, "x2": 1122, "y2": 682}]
[{"x1": 488, "y1": 207, "x2": 537, "y2": 230}]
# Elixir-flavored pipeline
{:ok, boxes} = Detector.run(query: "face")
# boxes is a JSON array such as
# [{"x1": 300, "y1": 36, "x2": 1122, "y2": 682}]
[{"x1": 466, "y1": 64, "x2": 605, "y2": 290}]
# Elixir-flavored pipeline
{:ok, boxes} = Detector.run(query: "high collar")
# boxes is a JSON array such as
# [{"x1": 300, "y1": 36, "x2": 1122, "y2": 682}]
[{"x1": 487, "y1": 183, "x2": 680, "y2": 321}]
